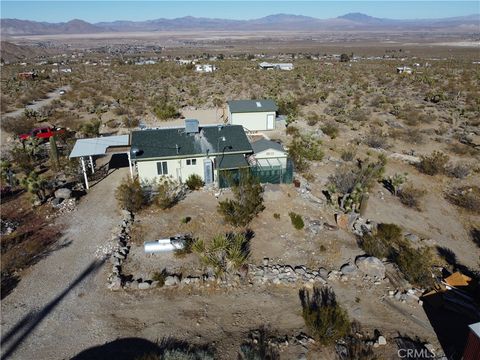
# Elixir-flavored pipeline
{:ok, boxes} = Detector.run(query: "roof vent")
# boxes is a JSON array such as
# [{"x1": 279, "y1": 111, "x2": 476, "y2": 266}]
[
  {"x1": 256, "y1": 101, "x2": 262, "y2": 108},
  {"x1": 185, "y1": 119, "x2": 199, "y2": 134}
]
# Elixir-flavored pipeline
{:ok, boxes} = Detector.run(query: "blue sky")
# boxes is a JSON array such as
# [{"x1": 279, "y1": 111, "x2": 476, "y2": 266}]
[{"x1": 1, "y1": 1, "x2": 479, "y2": 22}]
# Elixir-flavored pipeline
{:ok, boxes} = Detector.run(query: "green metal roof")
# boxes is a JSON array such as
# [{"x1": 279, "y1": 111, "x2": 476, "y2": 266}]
[
  {"x1": 227, "y1": 99, "x2": 278, "y2": 113},
  {"x1": 131, "y1": 124, "x2": 253, "y2": 160},
  {"x1": 217, "y1": 153, "x2": 249, "y2": 170}
]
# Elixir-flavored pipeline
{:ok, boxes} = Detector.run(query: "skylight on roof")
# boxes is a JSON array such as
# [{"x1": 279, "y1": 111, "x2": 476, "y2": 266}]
[{"x1": 256, "y1": 102, "x2": 262, "y2": 108}]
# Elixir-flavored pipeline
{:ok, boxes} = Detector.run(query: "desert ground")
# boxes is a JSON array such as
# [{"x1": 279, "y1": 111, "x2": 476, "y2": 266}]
[{"x1": 1, "y1": 32, "x2": 479, "y2": 359}]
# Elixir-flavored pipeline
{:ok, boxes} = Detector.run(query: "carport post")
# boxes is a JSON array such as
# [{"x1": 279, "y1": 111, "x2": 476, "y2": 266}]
[
  {"x1": 127, "y1": 151, "x2": 133, "y2": 179},
  {"x1": 89, "y1": 156, "x2": 95, "y2": 174},
  {"x1": 81, "y1": 157, "x2": 89, "y2": 190}
]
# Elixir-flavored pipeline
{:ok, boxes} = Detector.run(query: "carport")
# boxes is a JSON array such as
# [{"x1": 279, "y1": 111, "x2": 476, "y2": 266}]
[{"x1": 69, "y1": 135, "x2": 131, "y2": 190}]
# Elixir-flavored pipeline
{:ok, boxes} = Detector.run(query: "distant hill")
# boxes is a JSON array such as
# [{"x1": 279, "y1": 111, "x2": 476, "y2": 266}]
[
  {"x1": 0, "y1": 41, "x2": 47, "y2": 62},
  {"x1": 1, "y1": 13, "x2": 479, "y2": 35},
  {"x1": 1, "y1": 18, "x2": 107, "y2": 35}
]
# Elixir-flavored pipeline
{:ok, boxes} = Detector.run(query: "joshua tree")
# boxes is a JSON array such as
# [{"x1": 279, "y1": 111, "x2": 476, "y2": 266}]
[{"x1": 21, "y1": 171, "x2": 48, "y2": 204}]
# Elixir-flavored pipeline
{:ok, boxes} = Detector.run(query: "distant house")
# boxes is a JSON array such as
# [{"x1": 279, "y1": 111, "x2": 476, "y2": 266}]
[
  {"x1": 227, "y1": 99, "x2": 278, "y2": 131},
  {"x1": 397, "y1": 66, "x2": 412, "y2": 74},
  {"x1": 250, "y1": 138, "x2": 288, "y2": 169},
  {"x1": 195, "y1": 64, "x2": 216, "y2": 73},
  {"x1": 130, "y1": 120, "x2": 253, "y2": 186},
  {"x1": 259, "y1": 62, "x2": 294, "y2": 71}
]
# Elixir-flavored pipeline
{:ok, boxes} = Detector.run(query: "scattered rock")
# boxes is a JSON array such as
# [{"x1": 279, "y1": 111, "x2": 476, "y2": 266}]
[
  {"x1": 340, "y1": 263, "x2": 357, "y2": 275},
  {"x1": 356, "y1": 256, "x2": 385, "y2": 279},
  {"x1": 54, "y1": 188, "x2": 72, "y2": 199},
  {"x1": 138, "y1": 282, "x2": 151, "y2": 290},
  {"x1": 164, "y1": 275, "x2": 181, "y2": 286},
  {"x1": 377, "y1": 336, "x2": 387, "y2": 346}
]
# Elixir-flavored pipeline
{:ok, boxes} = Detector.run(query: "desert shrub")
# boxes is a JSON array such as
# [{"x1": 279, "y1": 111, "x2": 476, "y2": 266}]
[
  {"x1": 285, "y1": 125, "x2": 300, "y2": 136},
  {"x1": 115, "y1": 177, "x2": 146, "y2": 212},
  {"x1": 299, "y1": 286, "x2": 350, "y2": 345},
  {"x1": 192, "y1": 233, "x2": 250, "y2": 277},
  {"x1": 288, "y1": 132, "x2": 324, "y2": 172},
  {"x1": 306, "y1": 112, "x2": 322, "y2": 126},
  {"x1": 218, "y1": 170, "x2": 264, "y2": 227},
  {"x1": 152, "y1": 100, "x2": 179, "y2": 120},
  {"x1": 397, "y1": 184, "x2": 426, "y2": 210},
  {"x1": 238, "y1": 326, "x2": 280, "y2": 360},
  {"x1": 339, "y1": 333, "x2": 376, "y2": 360},
  {"x1": 122, "y1": 116, "x2": 140, "y2": 128},
  {"x1": 154, "y1": 177, "x2": 186, "y2": 209},
  {"x1": 444, "y1": 186, "x2": 480, "y2": 213},
  {"x1": 151, "y1": 270, "x2": 167, "y2": 287},
  {"x1": 185, "y1": 174, "x2": 204, "y2": 190},
  {"x1": 446, "y1": 162, "x2": 470, "y2": 179},
  {"x1": 359, "y1": 223, "x2": 402, "y2": 259},
  {"x1": 321, "y1": 122, "x2": 339, "y2": 139},
  {"x1": 395, "y1": 244, "x2": 433, "y2": 288},
  {"x1": 364, "y1": 128, "x2": 388, "y2": 149},
  {"x1": 340, "y1": 146, "x2": 357, "y2": 162},
  {"x1": 273, "y1": 213, "x2": 280, "y2": 220},
  {"x1": 349, "y1": 108, "x2": 369, "y2": 123},
  {"x1": 328, "y1": 155, "x2": 386, "y2": 195},
  {"x1": 399, "y1": 128, "x2": 424, "y2": 145},
  {"x1": 79, "y1": 119, "x2": 101, "y2": 137},
  {"x1": 288, "y1": 212, "x2": 304, "y2": 230},
  {"x1": 1, "y1": 115, "x2": 36, "y2": 135},
  {"x1": 21, "y1": 171, "x2": 48, "y2": 203},
  {"x1": 416, "y1": 151, "x2": 449, "y2": 175}
]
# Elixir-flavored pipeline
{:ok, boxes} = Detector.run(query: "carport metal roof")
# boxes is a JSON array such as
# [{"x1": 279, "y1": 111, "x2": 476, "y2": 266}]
[
  {"x1": 68, "y1": 135, "x2": 132, "y2": 190},
  {"x1": 69, "y1": 135, "x2": 130, "y2": 158}
]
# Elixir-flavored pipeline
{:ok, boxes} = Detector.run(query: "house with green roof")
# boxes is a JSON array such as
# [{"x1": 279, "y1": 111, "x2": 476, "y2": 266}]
[
  {"x1": 130, "y1": 120, "x2": 253, "y2": 185},
  {"x1": 227, "y1": 99, "x2": 278, "y2": 131}
]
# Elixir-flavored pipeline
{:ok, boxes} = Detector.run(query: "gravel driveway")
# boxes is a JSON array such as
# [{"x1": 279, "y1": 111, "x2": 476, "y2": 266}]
[{"x1": 1, "y1": 167, "x2": 128, "y2": 360}]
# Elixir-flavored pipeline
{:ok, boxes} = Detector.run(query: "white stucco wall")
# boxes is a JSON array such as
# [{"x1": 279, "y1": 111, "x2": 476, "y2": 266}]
[
  {"x1": 136, "y1": 156, "x2": 216, "y2": 184},
  {"x1": 254, "y1": 148, "x2": 288, "y2": 168},
  {"x1": 228, "y1": 111, "x2": 276, "y2": 131}
]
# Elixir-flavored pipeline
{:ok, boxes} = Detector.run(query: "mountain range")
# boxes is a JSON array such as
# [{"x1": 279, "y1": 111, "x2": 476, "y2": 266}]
[{"x1": 1, "y1": 13, "x2": 479, "y2": 35}]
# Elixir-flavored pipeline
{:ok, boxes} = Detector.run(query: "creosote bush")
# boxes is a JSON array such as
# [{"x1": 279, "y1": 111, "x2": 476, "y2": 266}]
[
  {"x1": 299, "y1": 286, "x2": 350, "y2": 345},
  {"x1": 115, "y1": 177, "x2": 146, "y2": 212},
  {"x1": 288, "y1": 212, "x2": 304, "y2": 230},
  {"x1": 416, "y1": 151, "x2": 449, "y2": 176},
  {"x1": 395, "y1": 244, "x2": 433, "y2": 288},
  {"x1": 288, "y1": 132, "x2": 324, "y2": 173},
  {"x1": 154, "y1": 177, "x2": 186, "y2": 210},
  {"x1": 185, "y1": 174, "x2": 204, "y2": 190},
  {"x1": 217, "y1": 170, "x2": 264, "y2": 227},
  {"x1": 321, "y1": 121, "x2": 339, "y2": 139},
  {"x1": 360, "y1": 223, "x2": 402, "y2": 259}
]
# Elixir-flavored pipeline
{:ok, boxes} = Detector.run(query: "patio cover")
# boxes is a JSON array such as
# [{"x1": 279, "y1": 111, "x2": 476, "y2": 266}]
[
  {"x1": 68, "y1": 135, "x2": 131, "y2": 190},
  {"x1": 69, "y1": 135, "x2": 130, "y2": 158}
]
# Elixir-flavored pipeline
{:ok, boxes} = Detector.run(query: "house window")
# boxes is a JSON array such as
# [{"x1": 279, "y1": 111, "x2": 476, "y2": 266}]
[
  {"x1": 156, "y1": 161, "x2": 168, "y2": 175},
  {"x1": 186, "y1": 159, "x2": 197, "y2": 166}
]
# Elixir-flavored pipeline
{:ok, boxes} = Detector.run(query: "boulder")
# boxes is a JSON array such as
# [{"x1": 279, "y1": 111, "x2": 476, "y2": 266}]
[
  {"x1": 108, "y1": 276, "x2": 122, "y2": 290},
  {"x1": 52, "y1": 197, "x2": 63, "y2": 207},
  {"x1": 377, "y1": 336, "x2": 387, "y2": 346},
  {"x1": 356, "y1": 256, "x2": 385, "y2": 279},
  {"x1": 138, "y1": 282, "x2": 151, "y2": 290},
  {"x1": 164, "y1": 275, "x2": 180, "y2": 286},
  {"x1": 54, "y1": 188, "x2": 72, "y2": 199},
  {"x1": 340, "y1": 263, "x2": 357, "y2": 275}
]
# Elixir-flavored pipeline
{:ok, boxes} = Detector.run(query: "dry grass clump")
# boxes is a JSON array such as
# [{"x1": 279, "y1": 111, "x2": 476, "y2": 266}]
[
  {"x1": 397, "y1": 184, "x2": 426, "y2": 211},
  {"x1": 444, "y1": 186, "x2": 480, "y2": 213}
]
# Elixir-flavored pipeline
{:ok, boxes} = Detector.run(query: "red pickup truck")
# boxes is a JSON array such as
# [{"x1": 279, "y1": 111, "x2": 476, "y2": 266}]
[{"x1": 19, "y1": 126, "x2": 66, "y2": 141}]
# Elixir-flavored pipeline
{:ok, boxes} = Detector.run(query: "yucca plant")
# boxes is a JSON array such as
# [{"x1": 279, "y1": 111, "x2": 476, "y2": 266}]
[{"x1": 192, "y1": 234, "x2": 250, "y2": 278}]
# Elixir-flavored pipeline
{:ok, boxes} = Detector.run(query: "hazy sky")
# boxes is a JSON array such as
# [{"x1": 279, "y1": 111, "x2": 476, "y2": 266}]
[{"x1": 1, "y1": 1, "x2": 479, "y2": 22}]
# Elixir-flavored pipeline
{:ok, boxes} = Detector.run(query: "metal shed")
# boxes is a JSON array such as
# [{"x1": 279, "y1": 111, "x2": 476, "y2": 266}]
[{"x1": 69, "y1": 135, "x2": 131, "y2": 189}]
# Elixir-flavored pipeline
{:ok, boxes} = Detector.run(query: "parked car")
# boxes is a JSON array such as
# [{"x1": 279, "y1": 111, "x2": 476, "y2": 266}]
[{"x1": 18, "y1": 126, "x2": 66, "y2": 141}]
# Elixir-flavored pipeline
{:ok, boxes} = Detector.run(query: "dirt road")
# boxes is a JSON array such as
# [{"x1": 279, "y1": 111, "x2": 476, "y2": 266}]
[
  {"x1": 0, "y1": 168, "x2": 128, "y2": 359},
  {"x1": 1, "y1": 85, "x2": 71, "y2": 119}
]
